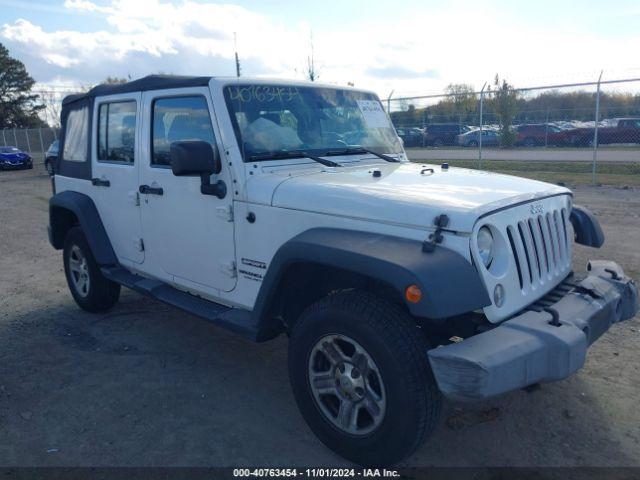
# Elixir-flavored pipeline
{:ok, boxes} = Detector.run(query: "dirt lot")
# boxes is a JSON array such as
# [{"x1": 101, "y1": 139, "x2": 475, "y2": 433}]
[{"x1": 0, "y1": 167, "x2": 639, "y2": 467}]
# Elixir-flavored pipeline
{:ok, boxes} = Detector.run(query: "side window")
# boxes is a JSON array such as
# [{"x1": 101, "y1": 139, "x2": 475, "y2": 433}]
[
  {"x1": 62, "y1": 107, "x2": 89, "y2": 162},
  {"x1": 97, "y1": 101, "x2": 136, "y2": 163},
  {"x1": 151, "y1": 96, "x2": 215, "y2": 167}
]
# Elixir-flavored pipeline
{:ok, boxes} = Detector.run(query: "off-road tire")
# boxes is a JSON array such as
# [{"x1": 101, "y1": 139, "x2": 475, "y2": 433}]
[
  {"x1": 288, "y1": 290, "x2": 441, "y2": 466},
  {"x1": 63, "y1": 226, "x2": 120, "y2": 312}
]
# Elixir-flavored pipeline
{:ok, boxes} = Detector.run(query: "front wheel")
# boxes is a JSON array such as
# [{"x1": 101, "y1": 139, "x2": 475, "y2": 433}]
[
  {"x1": 63, "y1": 226, "x2": 120, "y2": 312},
  {"x1": 288, "y1": 290, "x2": 441, "y2": 466}
]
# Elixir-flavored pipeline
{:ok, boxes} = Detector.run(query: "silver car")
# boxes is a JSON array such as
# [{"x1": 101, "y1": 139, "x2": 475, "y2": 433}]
[{"x1": 456, "y1": 129, "x2": 500, "y2": 147}]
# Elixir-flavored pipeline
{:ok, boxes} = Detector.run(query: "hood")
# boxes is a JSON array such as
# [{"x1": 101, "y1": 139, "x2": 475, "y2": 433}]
[
  {"x1": 0, "y1": 152, "x2": 27, "y2": 161},
  {"x1": 267, "y1": 162, "x2": 570, "y2": 233}
]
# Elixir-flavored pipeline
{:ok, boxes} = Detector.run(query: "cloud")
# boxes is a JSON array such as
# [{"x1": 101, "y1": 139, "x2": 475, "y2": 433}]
[
  {"x1": 367, "y1": 65, "x2": 439, "y2": 80},
  {"x1": 1, "y1": 0, "x2": 639, "y2": 98}
]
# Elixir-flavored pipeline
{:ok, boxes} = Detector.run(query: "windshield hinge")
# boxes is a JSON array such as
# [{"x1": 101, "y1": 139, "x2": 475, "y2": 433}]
[
  {"x1": 134, "y1": 238, "x2": 145, "y2": 252},
  {"x1": 216, "y1": 205, "x2": 234, "y2": 222},
  {"x1": 220, "y1": 260, "x2": 237, "y2": 278},
  {"x1": 422, "y1": 214, "x2": 449, "y2": 253}
]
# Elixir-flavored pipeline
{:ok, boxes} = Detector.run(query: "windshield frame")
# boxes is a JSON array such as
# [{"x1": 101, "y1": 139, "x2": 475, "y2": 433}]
[{"x1": 222, "y1": 82, "x2": 402, "y2": 163}]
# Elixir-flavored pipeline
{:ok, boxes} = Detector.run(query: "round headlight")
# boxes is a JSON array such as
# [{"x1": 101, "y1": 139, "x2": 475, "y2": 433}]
[{"x1": 477, "y1": 226, "x2": 494, "y2": 267}]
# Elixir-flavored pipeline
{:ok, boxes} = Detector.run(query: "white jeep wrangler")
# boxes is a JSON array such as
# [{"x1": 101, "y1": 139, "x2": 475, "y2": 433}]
[{"x1": 48, "y1": 75, "x2": 638, "y2": 466}]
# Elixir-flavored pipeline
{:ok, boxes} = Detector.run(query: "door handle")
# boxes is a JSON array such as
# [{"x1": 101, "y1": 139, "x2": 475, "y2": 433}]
[
  {"x1": 91, "y1": 178, "x2": 110, "y2": 187},
  {"x1": 139, "y1": 184, "x2": 163, "y2": 196}
]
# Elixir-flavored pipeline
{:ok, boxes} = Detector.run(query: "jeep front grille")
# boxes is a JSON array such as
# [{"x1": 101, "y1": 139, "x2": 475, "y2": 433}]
[
  {"x1": 470, "y1": 194, "x2": 573, "y2": 323},
  {"x1": 506, "y1": 208, "x2": 571, "y2": 292}
]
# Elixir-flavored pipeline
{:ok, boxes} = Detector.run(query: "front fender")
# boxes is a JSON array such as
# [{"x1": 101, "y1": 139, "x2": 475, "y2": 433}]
[
  {"x1": 253, "y1": 228, "x2": 491, "y2": 322},
  {"x1": 570, "y1": 205, "x2": 604, "y2": 248}
]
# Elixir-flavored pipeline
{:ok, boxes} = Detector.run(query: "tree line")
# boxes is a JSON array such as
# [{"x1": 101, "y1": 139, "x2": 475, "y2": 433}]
[{"x1": 390, "y1": 81, "x2": 640, "y2": 127}]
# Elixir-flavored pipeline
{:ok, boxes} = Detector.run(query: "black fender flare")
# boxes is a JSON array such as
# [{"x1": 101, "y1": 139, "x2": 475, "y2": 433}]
[
  {"x1": 570, "y1": 205, "x2": 604, "y2": 248},
  {"x1": 252, "y1": 228, "x2": 491, "y2": 324},
  {"x1": 48, "y1": 191, "x2": 117, "y2": 265}
]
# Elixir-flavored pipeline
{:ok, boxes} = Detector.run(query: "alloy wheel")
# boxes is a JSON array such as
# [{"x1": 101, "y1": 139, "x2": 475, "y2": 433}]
[{"x1": 308, "y1": 334, "x2": 386, "y2": 436}]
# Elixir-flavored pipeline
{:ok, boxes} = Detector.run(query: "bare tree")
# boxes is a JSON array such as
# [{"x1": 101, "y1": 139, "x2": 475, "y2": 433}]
[{"x1": 39, "y1": 90, "x2": 63, "y2": 127}]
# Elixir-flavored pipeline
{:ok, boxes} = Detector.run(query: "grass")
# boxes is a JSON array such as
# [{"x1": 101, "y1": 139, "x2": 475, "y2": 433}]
[{"x1": 408, "y1": 158, "x2": 640, "y2": 187}]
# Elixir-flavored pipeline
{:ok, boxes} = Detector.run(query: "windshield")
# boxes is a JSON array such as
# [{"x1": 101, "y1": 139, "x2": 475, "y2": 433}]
[
  {"x1": 223, "y1": 84, "x2": 402, "y2": 161},
  {"x1": 0, "y1": 147, "x2": 20, "y2": 153}
]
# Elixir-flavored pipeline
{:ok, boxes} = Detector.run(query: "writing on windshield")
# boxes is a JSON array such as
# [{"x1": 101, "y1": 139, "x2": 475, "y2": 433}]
[{"x1": 223, "y1": 84, "x2": 401, "y2": 161}]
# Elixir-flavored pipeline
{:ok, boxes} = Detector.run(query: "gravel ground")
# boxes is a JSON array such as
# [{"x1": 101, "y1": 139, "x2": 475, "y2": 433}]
[{"x1": 0, "y1": 167, "x2": 638, "y2": 467}]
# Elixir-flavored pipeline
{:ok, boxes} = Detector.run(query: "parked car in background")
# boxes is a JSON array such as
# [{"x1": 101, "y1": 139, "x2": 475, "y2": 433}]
[
  {"x1": 395, "y1": 127, "x2": 424, "y2": 147},
  {"x1": 45, "y1": 140, "x2": 59, "y2": 175},
  {"x1": 516, "y1": 123, "x2": 571, "y2": 147},
  {"x1": 565, "y1": 118, "x2": 640, "y2": 147},
  {"x1": 0, "y1": 146, "x2": 32, "y2": 170},
  {"x1": 595, "y1": 118, "x2": 640, "y2": 145},
  {"x1": 456, "y1": 129, "x2": 500, "y2": 147},
  {"x1": 424, "y1": 123, "x2": 467, "y2": 147}
]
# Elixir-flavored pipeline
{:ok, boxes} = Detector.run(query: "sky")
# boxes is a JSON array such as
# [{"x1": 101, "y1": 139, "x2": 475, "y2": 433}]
[{"x1": 1, "y1": 0, "x2": 639, "y2": 99}]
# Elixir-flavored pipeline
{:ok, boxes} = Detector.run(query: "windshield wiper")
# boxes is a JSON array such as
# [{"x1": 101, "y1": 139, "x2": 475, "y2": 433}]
[
  {"x1": 247, "y1": 150, "x2": 342, "y2": 167},
  {"x1": 325, "y1": 146, "x2": 400, "y2": 163}
]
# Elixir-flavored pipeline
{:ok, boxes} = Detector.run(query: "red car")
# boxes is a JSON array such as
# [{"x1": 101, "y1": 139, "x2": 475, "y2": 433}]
[
  {"x1": 563, "y1": 118, "x2": 640, "y2": 147},
  {"x1": 515, "y1": 124, "x2": 571, "y2": 147}
]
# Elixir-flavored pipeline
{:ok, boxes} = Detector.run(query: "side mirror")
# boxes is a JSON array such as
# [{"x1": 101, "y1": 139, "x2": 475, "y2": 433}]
[
  {"x1": 169, "y1": 140, "x2": 221, "y2": 176},
  {"x1": 169, "y1": 141, "x2": 226, "y2": 199}
]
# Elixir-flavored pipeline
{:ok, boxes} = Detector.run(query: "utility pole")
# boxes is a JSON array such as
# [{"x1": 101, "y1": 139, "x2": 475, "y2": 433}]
[
  {"x1": 592, "y1": 70, "x2": 603, "y2": 185},
  {"x1": 234, "y1": 32, "x2": 241, "y2": 78},
  {"x1": 478, "y1": 81, "x2": 487, "y2": 170},
  {"x1": 307, "y1": 29, "x2": 317, "y2": 81}
]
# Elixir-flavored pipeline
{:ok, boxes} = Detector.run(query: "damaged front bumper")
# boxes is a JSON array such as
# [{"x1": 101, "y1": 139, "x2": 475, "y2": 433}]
[{"x1": 428, "y1": 260, "x2": 639, "y2": 402}]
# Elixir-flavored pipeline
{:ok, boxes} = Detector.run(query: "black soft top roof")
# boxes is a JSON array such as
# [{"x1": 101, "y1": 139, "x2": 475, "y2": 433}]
[{"x1": 62, "y1": 75, "x2": 213, "y2": 106}]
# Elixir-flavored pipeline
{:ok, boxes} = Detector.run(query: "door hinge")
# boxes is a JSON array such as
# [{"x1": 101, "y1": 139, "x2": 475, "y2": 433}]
[
  {"x1": 134, "y1": 238, "x2": 145, "y2": 252},
  {"x1": 220, "y1": 260, "x2": 237, "y2": 278},
  {"x1": 216, "y1": 205, "x2": 234, "y2": 222}
]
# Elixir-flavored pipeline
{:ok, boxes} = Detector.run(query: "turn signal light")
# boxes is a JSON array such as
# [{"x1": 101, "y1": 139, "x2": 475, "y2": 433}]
[{"x1": 405, "y1": 285, "x2": 422, "y2": 303}]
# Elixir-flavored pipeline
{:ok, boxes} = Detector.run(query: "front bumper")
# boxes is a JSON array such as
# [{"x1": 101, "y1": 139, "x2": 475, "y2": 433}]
[
  {"x1": 1, "y1": 161, "x2": 29, "y2": 170},
  {"x1": 428, "y1": 260, "x2": 638, "y2": 401}
]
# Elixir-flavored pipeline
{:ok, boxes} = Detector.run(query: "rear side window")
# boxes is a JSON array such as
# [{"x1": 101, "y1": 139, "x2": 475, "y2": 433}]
[
  {"x1": 151, "y1": 96, "x2": 215, "y2": 166},
  {"x1": 62, "y1": 107, "x2": 89, "y2": 162},
  {"x1": 97, "y1": 101, "x2": 136, "y2": 163}
]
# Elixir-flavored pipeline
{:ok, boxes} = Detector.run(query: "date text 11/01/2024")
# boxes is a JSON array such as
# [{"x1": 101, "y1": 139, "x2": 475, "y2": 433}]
[{"x1": 232, "y1": 468, "x2": 400, "y2": 477}]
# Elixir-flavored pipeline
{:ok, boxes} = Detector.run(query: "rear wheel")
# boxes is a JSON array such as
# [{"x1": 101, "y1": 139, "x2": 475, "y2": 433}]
[
  {"x1": 63, "y1": 226, "x2": 120, "y2": 312},
  {"x1": 45, "y1": 159, "x2": 54, "y2": 175},
  {"x1": 523, "y1": 137, "x2": 536, "y2": 147},
  {"x1": 288, "y1": 290, "x2": 441, "y2": 466}
]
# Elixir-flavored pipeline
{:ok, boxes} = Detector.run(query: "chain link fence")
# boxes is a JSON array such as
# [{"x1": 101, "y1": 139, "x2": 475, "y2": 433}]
[
  {"x1": 0, "y1": 127, "x2": 60, "y2": 165},
  {"x1": 3, "y1": 78, "x2": 639, "y2": 185},
  {"x1": 387, "y1": 77, "x2": 640, "y2": 186}
]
